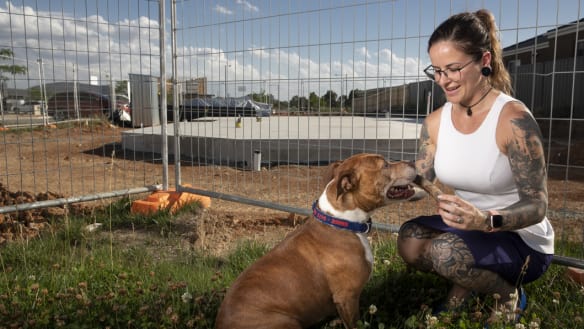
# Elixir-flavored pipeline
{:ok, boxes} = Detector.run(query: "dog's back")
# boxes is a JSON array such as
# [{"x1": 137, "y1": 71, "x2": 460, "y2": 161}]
[{"x1": 214, "y1": 219, "x2": 370, "y2": 329}]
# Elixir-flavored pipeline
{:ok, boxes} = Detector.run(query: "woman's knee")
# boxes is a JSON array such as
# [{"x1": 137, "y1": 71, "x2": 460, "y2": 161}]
[
  {"x1": 397, "y1": 221, "x2": 430, "y2": 265},
  {"x1": 428, "y1": 233, "x2": 474, "y2": 278}
]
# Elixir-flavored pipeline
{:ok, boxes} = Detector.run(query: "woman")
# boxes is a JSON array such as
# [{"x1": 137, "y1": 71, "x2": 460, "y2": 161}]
[{"x1": 397, "y1": 9, "x2": 554, "y2": 324}]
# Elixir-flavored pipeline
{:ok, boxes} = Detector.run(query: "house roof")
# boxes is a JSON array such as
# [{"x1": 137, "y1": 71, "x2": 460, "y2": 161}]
[
  {"x1": 42, "y1": 82, "x2": 112, "y2": 97},
  {"x1": 503, "y1": 18, "x2": 584, "y2": 57}
]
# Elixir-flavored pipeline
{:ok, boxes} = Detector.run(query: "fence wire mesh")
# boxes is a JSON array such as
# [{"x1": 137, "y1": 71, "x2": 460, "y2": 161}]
[{"x1": 0, "y1": 0, "x2": 582, "y2": 262}]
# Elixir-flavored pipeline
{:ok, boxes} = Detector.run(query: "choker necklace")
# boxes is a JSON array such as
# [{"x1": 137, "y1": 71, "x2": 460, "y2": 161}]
[{"x1": 461, "y1": 86, "x2": 493, "y2": 116}]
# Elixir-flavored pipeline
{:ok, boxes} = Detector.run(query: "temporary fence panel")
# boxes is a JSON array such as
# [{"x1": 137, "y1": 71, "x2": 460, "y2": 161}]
[
  {"x1": 0, "y1": 0, "x2": 166, "y2": 213},
  {"x1": 0, "y1": 1, "x2": 582, "y2": 263}
]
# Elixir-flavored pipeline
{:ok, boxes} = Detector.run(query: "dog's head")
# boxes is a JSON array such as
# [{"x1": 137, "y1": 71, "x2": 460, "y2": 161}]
[{"x1": 325, "y1": 153, "x2": 417, "y2": 212}]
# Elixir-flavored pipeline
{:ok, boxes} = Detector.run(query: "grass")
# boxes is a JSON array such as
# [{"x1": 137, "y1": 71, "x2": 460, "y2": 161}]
[{"x1": 0, "y1": 199, "x2": 582, "y2": 329}]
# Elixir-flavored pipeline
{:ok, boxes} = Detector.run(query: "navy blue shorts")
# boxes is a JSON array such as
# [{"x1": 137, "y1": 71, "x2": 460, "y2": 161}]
[{"x1": 406, "y1": 215, "x2": 553, "y2": 285}]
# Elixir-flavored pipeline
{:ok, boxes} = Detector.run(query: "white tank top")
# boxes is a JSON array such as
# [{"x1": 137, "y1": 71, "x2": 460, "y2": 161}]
[{"x1": 434, "y1": 93, "x2": 554, "y2": 254}]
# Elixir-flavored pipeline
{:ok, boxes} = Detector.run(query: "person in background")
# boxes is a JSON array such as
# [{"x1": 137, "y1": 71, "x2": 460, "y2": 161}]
[{"x1": 397, "y1": 9, "x2": 554, "y2": 325}]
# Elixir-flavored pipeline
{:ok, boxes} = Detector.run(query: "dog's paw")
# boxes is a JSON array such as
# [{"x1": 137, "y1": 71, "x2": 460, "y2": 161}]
[{"x1": 407, "y1": 187, "x2": 428, "y2": 201}]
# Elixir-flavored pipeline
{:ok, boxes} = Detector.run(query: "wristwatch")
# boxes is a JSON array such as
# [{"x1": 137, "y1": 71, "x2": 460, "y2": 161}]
[{"x1": 490, "y1": 213, "x2": 503, "y2": 229}]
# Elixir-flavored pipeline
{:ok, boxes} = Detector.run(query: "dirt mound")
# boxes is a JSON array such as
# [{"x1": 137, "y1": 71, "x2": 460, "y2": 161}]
[{"x1": 0, "y1": 183, "x2": 89, "y2": 244}]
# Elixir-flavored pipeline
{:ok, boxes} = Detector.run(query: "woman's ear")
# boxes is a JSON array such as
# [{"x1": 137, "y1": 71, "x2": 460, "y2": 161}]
[{"x1": 481, "y1": 50, "x2": 492, "y2": 67}]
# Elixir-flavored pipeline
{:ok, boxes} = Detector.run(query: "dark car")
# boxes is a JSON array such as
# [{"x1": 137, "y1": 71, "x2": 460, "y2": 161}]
[
  {"x1": 47, "y1": 91, "x2": 131, "y2": 124},
  {"x1": 168, "y1": 97, "x2": 272, "y2": 121}
]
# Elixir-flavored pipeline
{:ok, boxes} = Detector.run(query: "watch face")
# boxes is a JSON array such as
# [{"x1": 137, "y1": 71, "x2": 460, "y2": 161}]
[{"x1": 492, "y1": 214, "x2": 503, "y2": 228}]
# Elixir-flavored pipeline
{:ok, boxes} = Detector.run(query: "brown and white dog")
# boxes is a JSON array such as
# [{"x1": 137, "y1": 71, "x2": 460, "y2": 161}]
[{"x1": 215, "y1": 153, "x2": 420, "y2": 329}]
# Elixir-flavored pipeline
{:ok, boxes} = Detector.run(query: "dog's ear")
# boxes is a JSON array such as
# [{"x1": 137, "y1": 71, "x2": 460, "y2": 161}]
[
  {"x1": 325, "y1": 160, "x2": 343, "y2": 182},
  {"x1": 336, "y1": 170, "x2": 357, "y2": 198}
]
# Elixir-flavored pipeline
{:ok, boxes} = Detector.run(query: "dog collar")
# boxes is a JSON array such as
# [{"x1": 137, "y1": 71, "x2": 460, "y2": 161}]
[{"x1": 312, "y1": 201, "x2": 372, "y2": 233}]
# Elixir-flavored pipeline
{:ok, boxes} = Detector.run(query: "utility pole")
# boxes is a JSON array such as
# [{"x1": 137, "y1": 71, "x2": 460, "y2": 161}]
[{"x1": 224, "y1": 64, "x2": 231, "y2": 98}]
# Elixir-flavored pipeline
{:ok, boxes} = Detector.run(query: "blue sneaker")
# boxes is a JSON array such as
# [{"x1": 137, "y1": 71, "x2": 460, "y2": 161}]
[{"x1": 514, "y1": 287, "x2": 528, "y2": 323}]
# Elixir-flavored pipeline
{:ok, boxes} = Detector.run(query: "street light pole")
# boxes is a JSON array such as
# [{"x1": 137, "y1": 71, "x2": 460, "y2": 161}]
[
  {"x1": 224, "y1": 64, "x2": 231, "y2": 98},
  {"x1": 345, "y1": 74, "x2": 348, "y2": 111}
]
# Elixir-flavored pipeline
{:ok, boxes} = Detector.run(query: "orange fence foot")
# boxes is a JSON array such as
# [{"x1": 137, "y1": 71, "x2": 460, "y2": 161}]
[
  {"x1": 131, "y1": 185, "x2": 211, "y2": 215},
  {"x1": 567, "y1": 267, "x2": 584, "y2": 285}
]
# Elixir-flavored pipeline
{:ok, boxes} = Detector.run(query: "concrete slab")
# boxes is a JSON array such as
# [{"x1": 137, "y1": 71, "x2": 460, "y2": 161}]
[{"x1": 121, "y1": 116, "x2": 422, "y2": 169}]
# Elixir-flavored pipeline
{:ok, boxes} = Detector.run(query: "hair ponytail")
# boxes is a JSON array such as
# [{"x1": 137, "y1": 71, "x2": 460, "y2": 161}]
[{"x1": 474, "y1": 9, "x2": 512, "y2": 94}]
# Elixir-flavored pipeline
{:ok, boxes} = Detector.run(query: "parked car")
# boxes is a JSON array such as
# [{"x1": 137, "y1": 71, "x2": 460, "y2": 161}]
[
  {"x1": 14, "y1": 100, "x2": 44, "y2": 115},
  {"x1": 47, "y1": 91, "x2": 131, "y2": 124},
  {"x1": 168, "y1": 97, "x2": 272, "y2": 121},
  {"x1": 5, "y1": 98, "x2": 25, "y2": 112}
]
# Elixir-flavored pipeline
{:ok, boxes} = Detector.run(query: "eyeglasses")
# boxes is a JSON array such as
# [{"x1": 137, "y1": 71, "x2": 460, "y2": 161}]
[{"x1": 423, "y1": 59, "x2": 475, "y2": 81}]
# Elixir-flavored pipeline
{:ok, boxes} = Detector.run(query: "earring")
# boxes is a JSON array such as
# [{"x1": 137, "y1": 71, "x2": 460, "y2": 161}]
[{"x1": 481, "y1": 66, "x2": 492, "y2": 77}]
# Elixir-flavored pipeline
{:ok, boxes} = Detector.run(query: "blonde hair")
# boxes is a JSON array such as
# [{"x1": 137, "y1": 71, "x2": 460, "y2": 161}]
[{"x1": 428, "y1": 9, "x2": 512, "y2": 94}]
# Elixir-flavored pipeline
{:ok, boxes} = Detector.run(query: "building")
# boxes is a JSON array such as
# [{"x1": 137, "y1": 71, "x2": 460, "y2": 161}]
[
  {"x1": 502, "y1": 18, "x2": 584, "y2": 120},
  {"x1": 352, "y1": 80, "x2": 445, "y2": 117},
  {"x1": 183, "y1": 77, "x2": 208, "y2": 98}
]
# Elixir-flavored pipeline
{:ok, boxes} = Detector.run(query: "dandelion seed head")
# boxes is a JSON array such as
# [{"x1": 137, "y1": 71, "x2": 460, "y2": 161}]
[
  {"x1": 368, "y1": 304, "x2": 377, "y2": 314},
  {"x1": 181, "y1": 291, "x2": 193, "y2": 303}
]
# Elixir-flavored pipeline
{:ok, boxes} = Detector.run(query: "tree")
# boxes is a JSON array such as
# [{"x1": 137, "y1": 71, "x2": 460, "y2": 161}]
[
  {"x1": 346, "y1": 89, "x2": 360, "y2": 109},
  {"x1": 0, "y1": 49, "x2": 27, "y2": 112},
  {"x1": 321, "y1": 90, "x2": 338, "y2": 108},
  {"x1": 308, "y1": 91, "x2": 320, "y2": 111},
  {"x1": 115, "y1": 80, "x2": 128, "y2": 96},
  {"x1": 0, "y1": 49, "x2": 27, "y2": 79}
]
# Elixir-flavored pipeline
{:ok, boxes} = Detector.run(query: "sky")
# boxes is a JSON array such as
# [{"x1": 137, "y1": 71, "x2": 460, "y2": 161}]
[{"x1": 0, "y1": 0, "x2": 582, "y2": 100}]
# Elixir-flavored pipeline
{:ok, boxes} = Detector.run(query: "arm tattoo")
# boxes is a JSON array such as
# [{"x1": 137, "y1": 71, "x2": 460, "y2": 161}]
[{"x1": 501, "y1": 113, "x2": 548, "y2": 229}]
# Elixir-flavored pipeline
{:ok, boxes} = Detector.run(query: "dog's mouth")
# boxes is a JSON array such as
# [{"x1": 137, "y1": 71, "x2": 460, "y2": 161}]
[{"x1": 387, "y1": 184, "x2": 415, "y2": 199}]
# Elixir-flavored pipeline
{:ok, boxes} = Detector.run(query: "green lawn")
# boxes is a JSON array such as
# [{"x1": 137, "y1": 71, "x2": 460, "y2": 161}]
[{"x1": 1, "y1": 200, "x2": 582, "y2": 329}]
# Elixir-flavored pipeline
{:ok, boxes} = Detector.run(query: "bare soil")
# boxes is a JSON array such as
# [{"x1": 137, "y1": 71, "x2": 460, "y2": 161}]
[{"x1": 0, "y1": 122, "x2": 583, "y2": 254}]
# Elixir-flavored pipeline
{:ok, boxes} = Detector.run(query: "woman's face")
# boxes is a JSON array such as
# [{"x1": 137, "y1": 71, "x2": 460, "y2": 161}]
[{"x1": 428, "y1": 40, "x2": 484, "y2": 105}]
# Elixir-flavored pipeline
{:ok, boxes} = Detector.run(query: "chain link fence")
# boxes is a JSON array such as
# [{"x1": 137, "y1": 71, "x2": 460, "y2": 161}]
[{"x1": 0, "y1": 1, "x2": 582, "y2": 267}]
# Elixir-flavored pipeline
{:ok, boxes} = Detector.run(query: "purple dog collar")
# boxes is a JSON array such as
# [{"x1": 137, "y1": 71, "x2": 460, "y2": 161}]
[{"x1": 312, "y1": 201, "x2": 372, "y2": 233}]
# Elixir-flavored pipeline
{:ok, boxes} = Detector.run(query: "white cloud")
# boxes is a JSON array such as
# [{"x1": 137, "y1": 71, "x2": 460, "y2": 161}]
[
  {"x1": 236, "y1": 0, "x2": 259, "y2": 12},
  {"x1": 213, "y1": 5, "x2": 233, "y2": 15},
  {"x1": 0, "y1": 1, "x2": 422, "y2": 100},
  {"x1": 358, "y1": 47, "x2": 371, "y2": 59}
]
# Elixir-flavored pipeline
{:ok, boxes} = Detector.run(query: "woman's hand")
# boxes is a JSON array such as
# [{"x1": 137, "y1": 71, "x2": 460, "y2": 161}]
[{"x1": 437, "y1": 194, "x2": 490, "y2": 231}]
